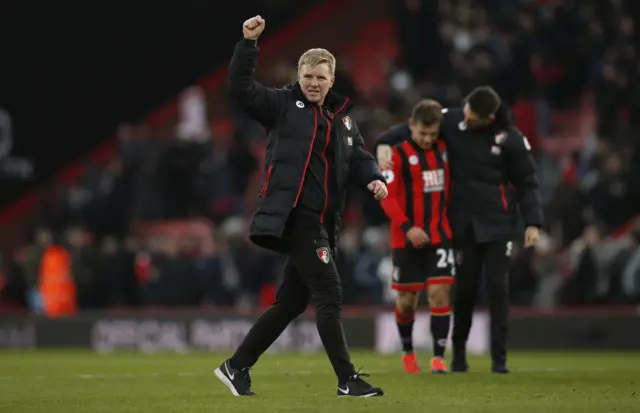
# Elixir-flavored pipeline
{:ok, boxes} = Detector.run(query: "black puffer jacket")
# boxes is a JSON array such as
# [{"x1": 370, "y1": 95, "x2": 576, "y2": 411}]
[
  {"x1": 228, "y1": 39, "x2": 384, "y2": 252},
  {"x1": 375, "y1": 106, "x2": 543, "y2": 243}
]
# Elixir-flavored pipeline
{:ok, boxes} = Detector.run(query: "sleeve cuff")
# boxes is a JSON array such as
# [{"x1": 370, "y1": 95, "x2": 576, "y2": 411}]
[
  {"x1": 242, "y1": 38, "x2": 258, "y2": 47},
  {"x1": 400, "y1": 221, "x2": 412, "y2": 233}
]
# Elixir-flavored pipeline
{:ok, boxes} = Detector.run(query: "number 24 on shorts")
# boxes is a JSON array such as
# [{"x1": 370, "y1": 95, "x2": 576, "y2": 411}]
[{"x1": 436, "y1": 248, "x2": 456, "y2": 276}]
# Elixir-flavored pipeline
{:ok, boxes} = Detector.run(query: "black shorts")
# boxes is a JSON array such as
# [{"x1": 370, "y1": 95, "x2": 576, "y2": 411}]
[{"x1": 391, "y1": 242, "x2": 455, "y2": 291}]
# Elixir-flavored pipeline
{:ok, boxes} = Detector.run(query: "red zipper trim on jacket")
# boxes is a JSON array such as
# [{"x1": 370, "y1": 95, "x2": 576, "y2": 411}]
[
  {"x1": 261, "y1": 165, "x2": 273, "y2": 198},
  {"x1": 293, "y1": 106, "x2": 319, "y2": 207},
  {"x1": 318, "y1": 111, "x2": 332, "y2": 222},
  {"x1": 498, "y1": 183, "x2": 508, "y2": 211},
  {"x1": 334, "y1": 98, "x2": 349, "y2": 115},
  {"x1": 317, "y1": 99, "x2": 349, "y2": 222}
]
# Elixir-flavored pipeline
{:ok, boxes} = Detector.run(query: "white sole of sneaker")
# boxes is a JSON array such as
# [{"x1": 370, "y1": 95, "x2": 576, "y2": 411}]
[
  {"x1": 214, "y1": 367, "x2": 240, "y2": 397},
  {"x1": 338, "y1": 393, "x2": 382, "y2": 398}
]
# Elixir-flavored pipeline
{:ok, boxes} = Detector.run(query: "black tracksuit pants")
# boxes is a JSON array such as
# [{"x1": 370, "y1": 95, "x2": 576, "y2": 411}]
[
  {"x1": 230, "y1": 213, "x2": 355, "y2": 381},
  {"x1": 452, "y1": 229, "x2": 512, "y2": 364}
]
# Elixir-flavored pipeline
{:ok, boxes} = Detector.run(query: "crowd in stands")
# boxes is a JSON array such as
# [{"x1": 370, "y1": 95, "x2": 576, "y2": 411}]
[{"x1": 1, "y1": 0, "x2": 639, "y2": 314}]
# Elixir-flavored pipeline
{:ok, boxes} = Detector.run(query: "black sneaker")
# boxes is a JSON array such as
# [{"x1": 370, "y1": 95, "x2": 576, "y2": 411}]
[
  {"x1": 337, "y1": 370, "x2": 384, "y2": 398},
  {"x1": 214, "y1": 359, "x2": 255, "y2": 396},
  {"x1": 492, "y1": 362, "x2": 510, "y2": 374},
  {"x1": 451, "y1": 351, "x2": 469, "y2": 372}
]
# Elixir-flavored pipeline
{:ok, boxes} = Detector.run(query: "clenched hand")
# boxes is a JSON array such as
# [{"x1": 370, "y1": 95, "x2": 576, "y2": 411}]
[
  {"x1": 368, "y1": 180, "x2": 388, "y2": 200},
  {"x1": 243, "y1": 15, "x2": 265, "y2": 40}
]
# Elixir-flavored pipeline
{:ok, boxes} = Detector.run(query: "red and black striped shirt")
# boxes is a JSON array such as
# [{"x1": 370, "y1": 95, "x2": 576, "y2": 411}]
[{"x1": 380, "y1": 138, "x2": 452, "y2": 248}]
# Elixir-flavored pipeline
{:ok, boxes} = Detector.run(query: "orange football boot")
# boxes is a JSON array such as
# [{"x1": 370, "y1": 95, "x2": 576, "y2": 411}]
[
  {"x1": 402, "y1": 353, "x2": 421, "y2": 374},
  {"x1": 430, "y1": 356, "x2": 448, "y2": 374}
]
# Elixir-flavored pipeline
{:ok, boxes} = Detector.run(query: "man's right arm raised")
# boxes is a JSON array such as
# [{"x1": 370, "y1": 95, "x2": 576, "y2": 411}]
[{"x1": 227, "y1": 16, "x2": 284, "y2": 126}]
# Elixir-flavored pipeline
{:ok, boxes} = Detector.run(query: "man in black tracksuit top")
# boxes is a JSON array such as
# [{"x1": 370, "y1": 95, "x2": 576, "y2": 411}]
[
  {"x1": 214, "y1": 15, "x2": 387, "y2": 397},
  {"x1": 375, "y1": 87, "x2": 543, "y2": 373}
]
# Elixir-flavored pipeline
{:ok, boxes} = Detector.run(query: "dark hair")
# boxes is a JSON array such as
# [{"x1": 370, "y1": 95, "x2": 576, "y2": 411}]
[
  {"x1": 466, "y1": 86, "x2": 501, "y2": 119},
  {"x1": 411, "y1": 99, "x2": 443, "y2": 126}
]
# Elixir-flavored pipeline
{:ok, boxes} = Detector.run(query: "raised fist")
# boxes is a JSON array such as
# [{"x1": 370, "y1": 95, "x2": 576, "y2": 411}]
[{"x1": 243, "y1": 15, "x2": 265, "y2": 40}]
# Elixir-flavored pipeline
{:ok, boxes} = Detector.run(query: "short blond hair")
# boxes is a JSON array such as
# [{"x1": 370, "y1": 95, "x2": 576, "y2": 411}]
[
  {"x1": 298, "y1": 48, "x2": 336, "y2": 75},
  {"x1": 411, "y1": 99, "x2": 444, "y2": 125}
]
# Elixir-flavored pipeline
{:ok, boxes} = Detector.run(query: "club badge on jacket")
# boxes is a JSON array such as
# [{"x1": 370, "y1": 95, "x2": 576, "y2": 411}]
[{"x1": 342, "y1": 116, "x2": 352, "y2": 130}]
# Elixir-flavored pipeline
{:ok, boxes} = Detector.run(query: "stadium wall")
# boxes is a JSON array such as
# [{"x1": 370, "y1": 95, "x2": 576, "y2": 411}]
[{"x1": 2, "y1": 311, "x2": 640, "y2": 352}]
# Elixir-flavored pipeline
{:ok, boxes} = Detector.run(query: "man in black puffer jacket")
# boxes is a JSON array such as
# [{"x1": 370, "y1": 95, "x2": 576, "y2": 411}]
[{"x1": 214, "y1": 16, "x2": 387, "y2": 398}]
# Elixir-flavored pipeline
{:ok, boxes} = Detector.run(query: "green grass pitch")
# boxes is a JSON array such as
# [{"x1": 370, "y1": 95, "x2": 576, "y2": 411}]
[{"x1": 1, "y1": 350, "x2": 638, "y2": 412}]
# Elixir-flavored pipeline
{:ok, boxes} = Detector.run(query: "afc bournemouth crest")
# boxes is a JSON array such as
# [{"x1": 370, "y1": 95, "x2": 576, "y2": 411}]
[
  {"x1": 316, "y1": 247, "x2": 330, "y2": 264},
  {"x1": 342, "y1": 116, "x2": 352, "y2": 130}
]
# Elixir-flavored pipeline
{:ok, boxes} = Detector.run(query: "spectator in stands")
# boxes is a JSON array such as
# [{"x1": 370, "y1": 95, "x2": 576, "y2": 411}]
[
  {"x1": 627, "y1": 135, "x2": 640, "y2": 210},
  {"x1": 0, "y1": 250, "x2": 28, "y2": 310},
  {"x1": 52, "y1": 184, "x2": 93, "y2": 233},
  {"x1": 596, "y1": 60, "x2": 627, "y2": 139},
  {"x1": 99, "y1": 235, "x2": 138, "y2": 307},
  {"x1": 90, "y1": 157, "x2": 130, "y2": 238},
  {"x1": 138, "y1": 235, "x2": 201, "y2": 306},
  {"x1": 560, "y1": 225, "x2": 603, "y2": 305},
  {"x1": 65, "y1": 225, "x2": 103, "y2": 309},
  {"x1": 621, "y1": 227, "x2": 640, "y2": 302},
  {"x1": 509, "y1": 245, "x2": 539, "y2": 306},
  {"x1": 586, "y1": 152, "x2": 633, "y2": 232},
  {"x1": 22, "y1": 228, "x2": 53, "y2": 290},
  {"x1": 548, "y1": 152, "x2": 587, "y2": 248},
  {"x1": 352, "y1": 227, "x2": 388, "y2": 304}
]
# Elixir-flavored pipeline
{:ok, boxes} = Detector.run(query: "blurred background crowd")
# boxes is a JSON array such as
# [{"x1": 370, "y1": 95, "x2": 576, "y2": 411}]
[{"x1": 1, "y1": 0, "x2": 640, "y2": 315}]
